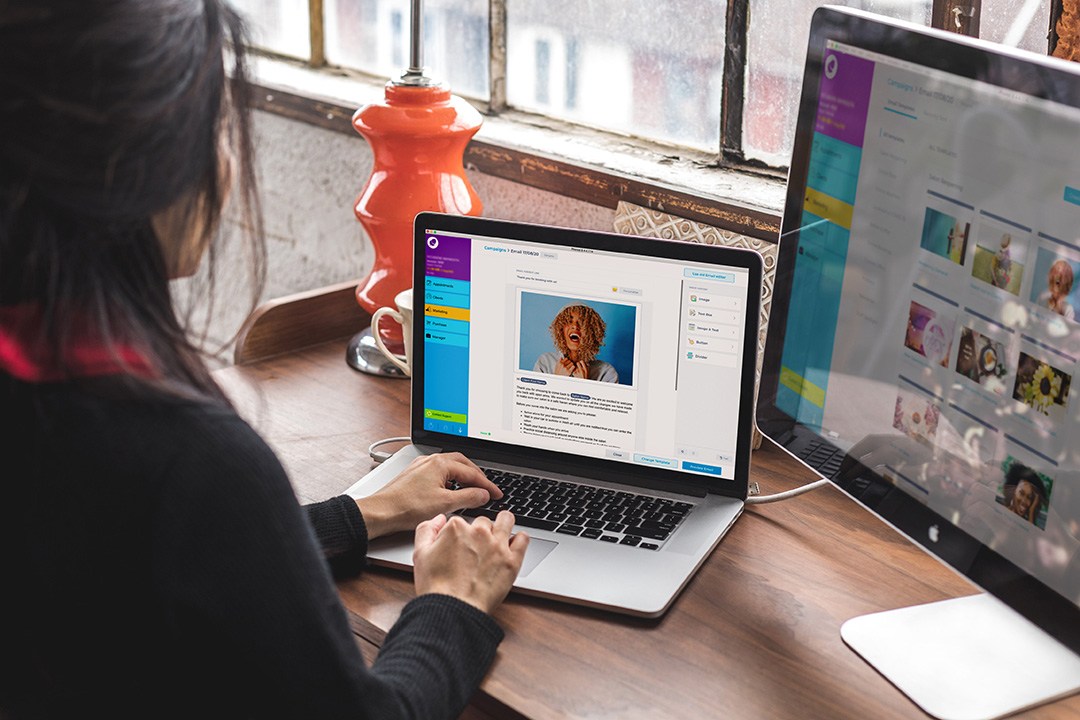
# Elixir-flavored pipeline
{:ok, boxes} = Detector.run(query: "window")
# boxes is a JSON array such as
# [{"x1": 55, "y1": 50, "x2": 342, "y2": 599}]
[
  {"x1": 231, "y1": 0, "x2": 310, "y2": 58},
  {"x1": 978, "y1": 0, "x2": 1052, "y2": 51},
  {"x1": 506, "y1": 0, "x2": 727, "y2": 151},
  {"x1": 533, "y1": 38, "x2": 551, "y2": 105},
  {"x1": 743, "y1": 0, "x2": 933, "y2": 165},
  {"x1": 565, "y1": 38, "x2": 579, "y2": 110},
  {"x1": 323, "y1": 0, "x2": 491, "y2": 101},
  {"x1": 238, "y1": 0, "x2": 1063, "y2": 169}
]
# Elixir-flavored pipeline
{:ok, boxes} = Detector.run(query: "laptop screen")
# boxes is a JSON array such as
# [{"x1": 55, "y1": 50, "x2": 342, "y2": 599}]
[
  {"x1": 411, "y1": 213, "x2": 762, "y2": 497},
  {"x1": 757, "y1": 7, "x2": 1080, "y2": 643}
]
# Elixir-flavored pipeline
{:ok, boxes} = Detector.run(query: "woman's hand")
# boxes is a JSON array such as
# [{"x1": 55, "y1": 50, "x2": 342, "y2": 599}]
[
  {"x1": 413, "y1": 511, "x2": 529, "y2": 615},
  {"x1": 354, "y1": 453, "x2": 502, "y2": 540},
  {"x1": 554, "y1": 357, "x2": 589, "y2": 379}
]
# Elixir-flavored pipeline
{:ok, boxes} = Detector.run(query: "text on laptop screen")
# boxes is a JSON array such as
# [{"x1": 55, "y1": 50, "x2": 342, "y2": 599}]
[
  {"x1": 777, "y1": 38, "x2": 1080, "y2": 601},
  {"x1": 420, "y1": 230, "x2": 751, "y2": 484}
]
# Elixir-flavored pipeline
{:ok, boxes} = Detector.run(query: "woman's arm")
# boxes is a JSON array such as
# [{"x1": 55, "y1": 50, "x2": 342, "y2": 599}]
[
  {"x1": 304, "y1": 496, "x2": 371, "y2": 577},
  {"x1": 154, "y1": 408, "x2": 508, "y2": 719},
  {"x1": 304, "y1": 451, "x2": 504, "y2": 577}
]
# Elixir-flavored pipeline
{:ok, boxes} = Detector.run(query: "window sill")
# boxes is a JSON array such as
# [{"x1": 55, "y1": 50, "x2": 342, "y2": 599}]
[{"x1": 250, "y1": 55, "x2": 786, "y2": 241}]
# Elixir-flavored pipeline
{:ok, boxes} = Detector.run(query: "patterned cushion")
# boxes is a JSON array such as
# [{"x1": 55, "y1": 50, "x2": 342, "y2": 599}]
[{"x1": 613, "y1": 201, "x2": 778, "y2": 449}]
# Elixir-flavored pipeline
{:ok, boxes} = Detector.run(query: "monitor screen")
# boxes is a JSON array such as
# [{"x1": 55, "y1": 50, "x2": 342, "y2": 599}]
[{"x1": 758, "y1": 7, "x2": 1080, "y2": 651}]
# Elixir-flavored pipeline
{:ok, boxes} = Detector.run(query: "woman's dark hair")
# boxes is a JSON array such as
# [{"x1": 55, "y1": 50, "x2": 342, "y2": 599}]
[
  {"x1": 0, "y1": 0, "x2": 264, "y2": 401},
  {"x1": 1005, "y1": 462, "x2": 1049, "y2": 507}
]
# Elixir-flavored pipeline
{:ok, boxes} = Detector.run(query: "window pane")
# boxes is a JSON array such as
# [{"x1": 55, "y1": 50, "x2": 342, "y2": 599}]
[
  {"x1": 232, "y1": 0, "x2": 311, "y2": 59},
  {"x1": 325, "y1": 0, "x2": 490, "y2": 101},
  {"x1": 507, "y1": 0, "x2": 726, "y2": 151},
  {"x1": 979, "y1": 0, "x2": 1051, "y2": 54},
  {"x1": 744, "y1": 0, "x2": 931, "y2": 166}
]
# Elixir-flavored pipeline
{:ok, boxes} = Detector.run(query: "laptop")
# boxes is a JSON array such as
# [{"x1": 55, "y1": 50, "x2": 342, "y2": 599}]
[{"x1": 346, "y1": 212, "x2": 763, "y2": 617}]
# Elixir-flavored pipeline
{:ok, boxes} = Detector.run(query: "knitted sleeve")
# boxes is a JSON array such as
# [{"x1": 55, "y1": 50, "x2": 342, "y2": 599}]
[
  {"x1": 305, "y1": 495, "x2": 370, "y2": 578},
  {"x1": 153, "y1": 405, "x2": 503, "y2": 719}
]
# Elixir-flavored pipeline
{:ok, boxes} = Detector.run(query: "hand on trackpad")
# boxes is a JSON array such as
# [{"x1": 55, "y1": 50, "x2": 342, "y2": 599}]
[{"x1": 515, "y1": 534, "x2": 557, "y2": 577}]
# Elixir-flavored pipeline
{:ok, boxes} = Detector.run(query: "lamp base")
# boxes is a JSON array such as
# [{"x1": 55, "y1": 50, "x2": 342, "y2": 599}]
[{"x1": 345, "y1": 327, "x2": 408, "y2": 378}]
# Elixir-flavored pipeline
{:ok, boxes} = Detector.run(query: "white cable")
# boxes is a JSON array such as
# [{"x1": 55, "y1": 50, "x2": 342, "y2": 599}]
[
  {"x1": 745, "y1": 478, "x2": 830, "y2": 505},
  {"x1": 368, "y1": 436, "x2": 411, "y2": 464}
]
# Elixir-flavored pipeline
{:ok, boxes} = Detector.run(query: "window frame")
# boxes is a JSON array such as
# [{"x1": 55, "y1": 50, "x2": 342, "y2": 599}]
[
  {"x1": 251, "y1": 0, "x2": 1067, "y2": 240},
  {"x1": 302, "y1": 0, "x2": 1063, "y2": 163},
  {"x1": 251, "y1": 76, "x2": 785, "y2": 240}
]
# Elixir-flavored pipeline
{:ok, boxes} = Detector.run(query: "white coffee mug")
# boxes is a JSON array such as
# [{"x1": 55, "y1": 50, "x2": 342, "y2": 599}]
[{"x1": 371, "y1": 288, "x2": 413, "y2": 376}]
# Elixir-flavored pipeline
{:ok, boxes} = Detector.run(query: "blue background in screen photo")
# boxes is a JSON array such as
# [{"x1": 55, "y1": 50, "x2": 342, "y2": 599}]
[{"x1": 518, "y1": 291, "x2": 637, "y2": 385}]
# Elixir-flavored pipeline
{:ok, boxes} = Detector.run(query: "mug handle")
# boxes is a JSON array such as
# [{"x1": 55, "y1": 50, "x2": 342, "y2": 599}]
[{"x1": 371, "y1": 307, "x2": 411, "y2": 376}]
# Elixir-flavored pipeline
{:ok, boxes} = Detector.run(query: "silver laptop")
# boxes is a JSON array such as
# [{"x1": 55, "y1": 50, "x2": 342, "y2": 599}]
[{"x1": 346, "y1": 212, "x2": 762, "y2": 617}]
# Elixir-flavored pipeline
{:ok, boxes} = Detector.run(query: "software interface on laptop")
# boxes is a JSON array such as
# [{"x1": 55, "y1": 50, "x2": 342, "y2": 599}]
[
  {"x1": 418, "y1": 229, "x2": 751, "y2": 485},
  {"x1": 776, "y1": 37, "x2": 1080, "y2": 598}
]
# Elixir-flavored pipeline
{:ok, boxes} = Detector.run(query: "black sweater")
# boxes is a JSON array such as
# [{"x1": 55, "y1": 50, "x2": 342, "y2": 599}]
[{"x1": 0, "y1": 377, "x2": 502, "y2": 719}]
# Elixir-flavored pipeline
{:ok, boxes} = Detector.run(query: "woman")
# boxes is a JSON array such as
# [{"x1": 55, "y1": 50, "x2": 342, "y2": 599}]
[
  {"x1": 1004, "y1": 464, "x2": 1049, "y2": 526},
  {"x1": 0, "y1": 1, "x2": 527, "y2": 718},
  {"x1": 533, "y1": 303, "x2": 619, "y2": 382}
]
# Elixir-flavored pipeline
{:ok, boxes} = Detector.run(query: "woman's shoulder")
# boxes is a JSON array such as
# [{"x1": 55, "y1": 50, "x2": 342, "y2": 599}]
[
  {"x1": 73, "y1": 382, "x2": 263, "y2": 447},
  {"x1": 589, "y1": 359, "x2": 619, "y2": 382},
  {"x1": 2, "y1": 378, "x2": 294, "y2": 587},
  {"x1": 126, "y1": 392, "x2": 286, "y2": 491},
  {"x1": 533, "y1": 351, "x2": 560, "y2": 370},
  {"x1": 9, "y1": 378, "x2": 285, "y2": 496}
]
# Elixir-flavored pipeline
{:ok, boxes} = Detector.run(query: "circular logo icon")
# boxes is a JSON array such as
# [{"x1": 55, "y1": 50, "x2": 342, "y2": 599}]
[
  {"x1": 824, "y1": 54, "x2": 838, "y2": 80},
  {"x1": 426, "y1": 236, "x2": 439, "y2": 250}
]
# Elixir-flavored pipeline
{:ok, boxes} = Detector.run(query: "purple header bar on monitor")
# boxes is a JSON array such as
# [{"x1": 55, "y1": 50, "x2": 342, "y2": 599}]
[{"x1": 815, "y1": 49, "x2": 875, "y2": 148}]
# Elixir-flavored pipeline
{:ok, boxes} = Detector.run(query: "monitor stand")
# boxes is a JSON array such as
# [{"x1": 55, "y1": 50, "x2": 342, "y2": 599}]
[{"x1": 842, "y1": 593, "x2": 1080, "y2": 719}]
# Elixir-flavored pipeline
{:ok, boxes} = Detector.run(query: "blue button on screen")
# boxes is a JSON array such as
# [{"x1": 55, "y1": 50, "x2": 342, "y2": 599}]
[
  {"x1": 684, "y1": 269, "x2": 735, "y2": 283},
  {"x1": 681, "y1": 461, "x2": 726, "y2": 477}
]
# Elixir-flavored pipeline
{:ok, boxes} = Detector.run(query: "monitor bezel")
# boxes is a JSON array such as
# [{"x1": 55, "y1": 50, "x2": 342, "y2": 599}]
[
  {"x1": 756, "y1": 6, "x2": 1080, "y2": 653},
  {"x1": 411, "y1": 211, "x2": 762, "y2": 500}
]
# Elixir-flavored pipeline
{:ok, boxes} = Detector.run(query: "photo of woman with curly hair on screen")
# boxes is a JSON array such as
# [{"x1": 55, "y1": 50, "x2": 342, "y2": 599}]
[
  {"x1": 1002, "y1": 461, "x2": 1051, "y2": 528},
  {"x1": 533, "y1": 303, "x2": 619, "y2": 382}
]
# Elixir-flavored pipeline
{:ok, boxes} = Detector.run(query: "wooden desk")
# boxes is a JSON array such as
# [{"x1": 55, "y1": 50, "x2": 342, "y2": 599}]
[{"x1": 215, "y1": 286, "x2": 1080, "y2": 720}]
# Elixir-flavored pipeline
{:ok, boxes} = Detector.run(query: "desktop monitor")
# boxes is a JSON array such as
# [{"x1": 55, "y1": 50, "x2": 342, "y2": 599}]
[{"x1": 757, "y1": 6, "x2": 1080, "y2": 718}]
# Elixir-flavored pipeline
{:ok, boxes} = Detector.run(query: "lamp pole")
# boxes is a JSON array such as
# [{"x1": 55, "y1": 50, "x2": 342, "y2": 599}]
[
  {"x1": 346, "y1": 0, "x2": 483, "y2": 375},
  {"x1": 408, "y1": 0, "x2": 424, "y2": 80}
]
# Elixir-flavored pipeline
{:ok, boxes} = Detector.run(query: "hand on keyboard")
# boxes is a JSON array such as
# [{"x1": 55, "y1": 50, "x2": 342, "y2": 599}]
[
  {"x1": 414, "y1": 510, "x2": 529, "y2": 615},
  {"x1": 354, "y1": 452, "x2": 504, "y2": 539},
  {"x1": 460, "y1": 467, "x2": 692, "y2": 551}
]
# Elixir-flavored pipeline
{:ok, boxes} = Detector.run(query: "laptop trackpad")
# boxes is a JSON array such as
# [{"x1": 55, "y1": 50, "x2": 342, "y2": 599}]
[{"x1": 518, "y1": 536, "x2": 558, "y2": 578}]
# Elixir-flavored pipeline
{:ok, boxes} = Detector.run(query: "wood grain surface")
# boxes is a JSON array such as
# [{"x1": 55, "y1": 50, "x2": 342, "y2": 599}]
[
  {"x1": 232, "y1": 279, "x2": 371, "y2": 365},
  {"x1": 215, "y1": 336, "x2": 1080, "y2": 720}
]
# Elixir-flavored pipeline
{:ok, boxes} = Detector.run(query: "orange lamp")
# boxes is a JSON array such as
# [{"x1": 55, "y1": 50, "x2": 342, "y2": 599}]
[{"x1": 346, "y1": 1, "x2": 483, "y2": 375}]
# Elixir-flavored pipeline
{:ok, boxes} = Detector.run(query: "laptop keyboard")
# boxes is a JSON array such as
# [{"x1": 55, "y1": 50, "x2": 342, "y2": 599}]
[{"x1": 458, "y1": 468, "x2": 694, "y2": 550}]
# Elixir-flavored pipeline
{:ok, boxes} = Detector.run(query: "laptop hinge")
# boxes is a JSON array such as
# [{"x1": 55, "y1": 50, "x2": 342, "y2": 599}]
[{"x1": 445, "y1": 444, "x2": 713, "y2": 499}]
